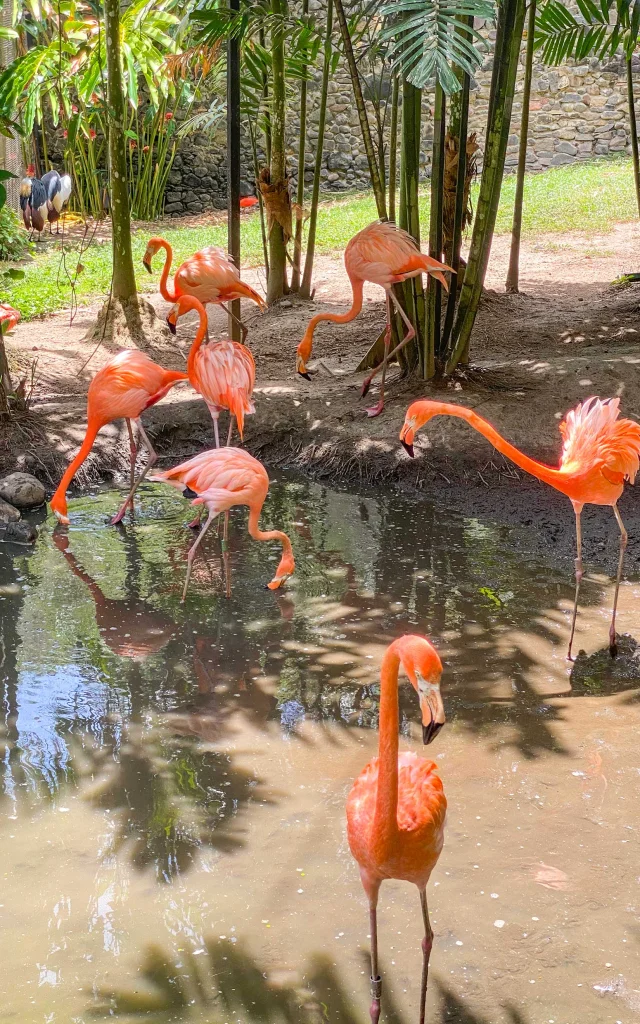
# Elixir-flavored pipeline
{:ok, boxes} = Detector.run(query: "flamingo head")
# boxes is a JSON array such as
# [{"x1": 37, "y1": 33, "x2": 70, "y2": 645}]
[
  {"x1": 392, "y1": 635, "x2": 445, "y2": 744},
  {"x1": 266, "y1": 547, "x2": 295, "y2": 591},
  {"x1": 166, "y1": 294, "x2": 204, "y2": 335},
  {"x1": 399, "y1": 400, "x2": 437, "y2": 458},
  {"x1": 142, "y1": 236, "x2": 165, "y2": 273},
  {"x1": 49, "y1": 494, "x2": 70, "y2": 526},
  {"x1": 296, "y1": 331, "x2": 313, "y2": 381}
]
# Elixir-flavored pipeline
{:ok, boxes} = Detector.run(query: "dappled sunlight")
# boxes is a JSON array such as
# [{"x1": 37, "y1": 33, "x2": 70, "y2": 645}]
[{"x1": 0, "y1": 473, "x2": 639, "y2": 1021}]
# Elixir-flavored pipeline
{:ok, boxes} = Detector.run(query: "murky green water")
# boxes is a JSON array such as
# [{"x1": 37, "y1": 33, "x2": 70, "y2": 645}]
[{"x1": 1, "y1": 474, "x2": 639, "y2": 1023}]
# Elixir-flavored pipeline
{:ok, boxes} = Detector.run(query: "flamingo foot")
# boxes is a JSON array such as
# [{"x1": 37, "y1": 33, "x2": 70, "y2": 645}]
[
  {"x1": 369, "y1": 977, "x2": 381, "y2": 1024},
  {"x1": 366, "y1": 400, "x2": 384, "y2": 418},
  {"x1": 109, "y1": 506, "x2": 129, "y2": 526}
]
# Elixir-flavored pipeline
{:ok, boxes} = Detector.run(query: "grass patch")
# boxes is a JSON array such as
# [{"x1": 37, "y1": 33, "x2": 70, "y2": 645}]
[{"x1": 3, "y1": 155, "x2": 638, "y2": 320}]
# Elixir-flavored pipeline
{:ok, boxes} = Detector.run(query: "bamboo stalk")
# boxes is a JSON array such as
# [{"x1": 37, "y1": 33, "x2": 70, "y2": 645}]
[
  {"x1": 427, "y1": 82, "x2": 445, "y2": 369},
  {"x1": 291, "y1": 0, "x2": 309, "y2": 292},
  {"x1": 627, "y1": 55, "x2": 640, "y2": 217},
  {"x1": 388, "y1": 74, "x2": 399, "y2": 223},
  {"x1": 506, "y1": 0, "x2": 537, "y2": 293},
  {"x1": 301, "y1": 0, "x2": 333, "y2": 299}
]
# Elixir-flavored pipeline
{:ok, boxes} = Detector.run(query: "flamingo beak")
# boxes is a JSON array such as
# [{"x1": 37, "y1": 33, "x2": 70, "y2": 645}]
[
  {"x1": 166, "y1": 317, "x2": 177, "y2": 335},
  {"x1": 401, "y1": 440, "x2": 414, "y2": 458},
  {"x1": 143, "y1": 258, "x2": 152, "y2": 273},
  {"x1": 298, "y1": 370, "x2": 312, "y2": 381},
  {"x1": 183, "y1": 486, "x2": 198, "y2": 499},
  {"x1": 422, "y1": 720, "x2": 443, "y2": 745}
]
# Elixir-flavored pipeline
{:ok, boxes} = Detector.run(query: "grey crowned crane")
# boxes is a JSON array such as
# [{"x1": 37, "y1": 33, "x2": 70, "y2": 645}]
[
  {"x1": 19, "y1": 165, "x2": 48, "y2": 237},
  {"x1": 41, "y1": 169, "x2": 72, "y2": 232}
]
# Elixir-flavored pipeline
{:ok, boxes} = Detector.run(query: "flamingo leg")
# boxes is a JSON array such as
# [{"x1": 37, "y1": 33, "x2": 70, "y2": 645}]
[
  {"x1": 567, "y1": 507, "x2": 583, "y2": 661},
  {"x1": 226, "y1": 415, "x2": 234, "y2": 447},
  {"x1": 368, "y1": 897, "x2": 382, "y2": 1024},
  {"x1": 361, "y1": 287, "x2": 416, "y2": 399},
  {"x1": 125, "y1": 418, "x2": 137, "y2": 491},
  {"x1": 365, "y1": 294, "x2": 392, "y2": 418},
  {"x1": 182, "y1": 509, "x2": 216, "y2": 602},
  {"x1": 220, "y1": 301, "x2": 249, "y2": 344},
  {"x1": 222, "y1": 509, "x2": 231, "y2": 598},
  {"x1": 609, "y1": 504, "x2": 628, "y2": 658},
  {"x1": 110, "y1": 420, "x2": 157, "y2": 526},
  {"x1": 418, "y1": 889, "x2": 433, "y2": 1024}
]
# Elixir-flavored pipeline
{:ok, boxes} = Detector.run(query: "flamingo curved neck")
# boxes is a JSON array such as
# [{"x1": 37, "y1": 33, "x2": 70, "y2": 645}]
[
  {"x1": 247, "y1": 507, "x2": 293, "y2": 556},
  {"x1": 157, "y1": 240, "x2": 178, "y2": 302},
  {"x1": 428, "y1": 403, "x2": 566, "y2": 492},
  {"x1": 299, "y1": 277, "x2": 364, "y2": 362},
  {"x1": 50, "y1": 420, "x2": 102, "y2": 515},
  {"x1": 373, "y1": 647, "x2": 401, "y2": 843},
  {"x1": 186, "y1": 304, "x2": 209, "y2": 380}
]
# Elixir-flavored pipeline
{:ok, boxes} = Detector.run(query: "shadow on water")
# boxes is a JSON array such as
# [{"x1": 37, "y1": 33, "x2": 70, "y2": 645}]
[
  {"x1": 90, "y1": 937, "x2": 531, "y2": 1024},
  {"x1": 0, "y1": 475, "x2": 621, "y2": 861}
]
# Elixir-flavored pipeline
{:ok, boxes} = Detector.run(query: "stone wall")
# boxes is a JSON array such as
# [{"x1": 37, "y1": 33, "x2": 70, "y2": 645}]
[{"x1": 165, "y1": 38, "x2": 639, "y2": 214}]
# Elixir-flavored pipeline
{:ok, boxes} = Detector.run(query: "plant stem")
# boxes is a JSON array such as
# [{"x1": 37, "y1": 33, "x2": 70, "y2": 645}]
[
  {"x1": 428, "y1": 82, "x2": 446, "y2": 368},
  {"x1": 333, "y1": 0, "x2": 387, "y2": 219},
  {"x1": 228, "y1": 0, "x2": 242, "y2": 337},
  {"x1": 506, "y1": 0, "x2": 536, "y2": 293},
  {"x1": 291, "y1": 0, "x2": 309, "y2": 292},
  {"x1": 104, "y1": 0, "x2": 136, "y2": 300},
  {"x1": 626, "y1": 55, "x2": 640, "y2": 217},
  {"x1": 266, "y1": 0, "x2": 289, "y2": 303},
  {"x1": 441, "y1": 14, "x2": 473, "y2": 354},
  {"x1": 301, "y1": 0, "x2": 333, "y2": 299},
  {"x1": 446, "y1": 0, "x2": 526, "y2": 372},
  {"x1": 388, "y1": 74, "x2": 399, "y2": 223}
]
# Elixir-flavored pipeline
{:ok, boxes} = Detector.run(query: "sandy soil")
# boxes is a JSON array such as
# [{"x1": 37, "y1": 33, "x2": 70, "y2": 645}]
[{"x1": 4, "y1": 220, "x2": 640, "y2": 567}]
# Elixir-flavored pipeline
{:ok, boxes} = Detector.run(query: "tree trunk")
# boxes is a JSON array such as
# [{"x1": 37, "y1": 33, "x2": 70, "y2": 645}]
[
  {"x1": 301, "y1": 0, "x2": 333, "y2": 299},
  {"x1": 441, "y1": 15, "x2": 474, "y2": 355},
  {"x1": 398, "y1": 79, "x2": 423, "y2": 373},
  {"x1": 446, "y1": 0, "x2": 526, "y2": 373},
  {"x1": 506, "y1": 0, "x2": 536, "y2": 293},
  {"x1": 333, "y1": 0, "x2": 387, "y2": 219},
  {"x1": 227, "y1": 0, "x2": 242, "y2": 338},
  {"x1": 291, "y1": 0, "x2": 309, "y2": 293},
  {"x1": 626, "y1": 55, "x2": 640, "y2": 217},
  {"x1": 104, "y1": 0, "x2": 136, "y2": 301},
  {"x1": 265, "y1": 0, "x2": 289, "y2": 304},
  {"x1": 388, "y1": 74, "x2": 399, "y2": 223},
  {"x1": 427, "y1": 82, "x2": 445, "y2": 369}
]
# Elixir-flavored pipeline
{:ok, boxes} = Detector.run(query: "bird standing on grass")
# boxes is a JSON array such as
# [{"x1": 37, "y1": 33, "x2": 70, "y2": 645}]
[
  {"x1": 50, "y1": 350, "x2": 187, "y2": 526},
  {"x1": 40, "y1": 169, "x2": 73, "y2": 232},
  {"x1": 296, "y1": 220, "x2": 453, "y2": 417},
  {"x1": 347, "y1": 635, "x2": 446, "y2": 1024},
  {"x1": 143, "y1": 237, "x2": 266, "y2": 342},
  {"x1": 149, "y1": 447, "x2": 295, "y2": 601},
  {"x1": 400, "y1": 397, "x2": 640, "y2": 659},
  {"x1": 19, "y1": 166, "x2": 47, "y2": 237}
]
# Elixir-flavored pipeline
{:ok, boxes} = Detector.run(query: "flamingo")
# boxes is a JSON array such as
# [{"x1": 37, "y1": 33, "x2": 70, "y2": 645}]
[
  {"x1": 142, "y1": 237, "x2": 266, "y2": 342},
  {"x1": 148, "y1": 446, "x2": 295, "y2": 601},
  {"x1": 167, "y1": 294, "x2": 255, "y2": 447},
  {"x1": 50, "y1": 350, "x2": 188, "y2": 526},
  {"x1": 296, "y1": 221, "x2": 453, "y2": 417},
  {"x1": 0, "y1": 304, "x2": 20, "y2": 333},
  {"x1": 347, "y1": 634, "x2": 446, "y2": 1024},
  {"x1": 400, "y1": 397, "x2": 640, "y2": 659}
]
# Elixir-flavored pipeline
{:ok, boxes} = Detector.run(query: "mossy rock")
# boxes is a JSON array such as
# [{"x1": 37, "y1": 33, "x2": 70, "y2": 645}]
[{"x1": 570, "y1": 634, "x2": 640, "y2": 694}]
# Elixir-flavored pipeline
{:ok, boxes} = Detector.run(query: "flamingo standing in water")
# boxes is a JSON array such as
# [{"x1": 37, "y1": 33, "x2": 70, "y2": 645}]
[
  {"x1": 296, "y1": 221, "x2": 453, "y2": 417},
  {"x1": 149, "y1": 447, "x2": 295, "y2": 600},
  {"x1": 400, "y1": 397, "x2": 640, "y2": 659},
  {"x1": 167, "y1": 294, "x2": 255, "y2": 447},
  {"x1": 143, "y1": 237, "x2": 266, "y2": 341},
  {"x1": 50, "y1": 350, "x2": 187, "y2": 525},
  {"x1": 347, "y1": 635, "x2": 446, "y2": 1024}
]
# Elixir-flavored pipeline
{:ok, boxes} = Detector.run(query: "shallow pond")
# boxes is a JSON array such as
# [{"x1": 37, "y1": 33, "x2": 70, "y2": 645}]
[{"x1": 1, "y1": 474, "x2": 639, "y2": 1024}]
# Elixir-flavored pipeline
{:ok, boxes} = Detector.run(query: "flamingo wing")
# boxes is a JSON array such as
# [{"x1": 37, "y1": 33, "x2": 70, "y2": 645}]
[{"x1": 560, "y1": 397, "x2": 640, "y2": 482}]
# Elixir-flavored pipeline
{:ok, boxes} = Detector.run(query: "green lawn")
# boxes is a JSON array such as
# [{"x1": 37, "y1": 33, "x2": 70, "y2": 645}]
[{"x1": 4, "y1": 155, "x2": 638, "y2": 320}]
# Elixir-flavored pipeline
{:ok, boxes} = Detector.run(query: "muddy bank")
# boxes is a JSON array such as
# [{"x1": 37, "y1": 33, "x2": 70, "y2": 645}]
[{"x1": 4, "y1": 234, "x2": 640, "y2": 570}]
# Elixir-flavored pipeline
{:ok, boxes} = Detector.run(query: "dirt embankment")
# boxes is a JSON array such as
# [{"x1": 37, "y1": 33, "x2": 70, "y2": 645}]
[{"x1": 4, "y1": 225, "x2": 640, "y2": 569}]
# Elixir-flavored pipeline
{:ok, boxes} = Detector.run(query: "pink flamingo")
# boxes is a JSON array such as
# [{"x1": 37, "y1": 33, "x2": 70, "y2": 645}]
[
  {"x1": 296, "y1": 221, "x2": 453, "y2": 416},
  {"x1": 143, "y1": 237, "x2": 266, "y2": 341},
  {"x1": 149, "y1": 447, "x2": 295, "y2": 601},
  {"x1": 347, "y1": 635, "x2": 446, "y2": 1024}
]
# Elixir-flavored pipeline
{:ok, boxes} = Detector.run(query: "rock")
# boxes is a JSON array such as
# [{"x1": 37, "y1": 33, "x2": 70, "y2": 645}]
[
  {"x1": 550, "y1": 153, "x2": 575, "y2": 165},
  {"x1": 0, "y1": 498, "x2": 20, "y2": 522},
  {"x1": 557, "y1": 141, "x2": 578, "y2": 155},
  {"x1": 0, "y1": 472, "x2": 45, "y2": 509},
  {"x1": 570, "y1": 634, "x2": 640, "y2": 694},
  {"x1": 0, "y1": 520, "x2": 37, "y2": 545}
]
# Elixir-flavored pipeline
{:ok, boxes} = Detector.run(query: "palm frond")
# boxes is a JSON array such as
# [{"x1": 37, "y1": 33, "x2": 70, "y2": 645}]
[{"x1": 380, "y1": 0, "x2": 495, "y2": 93}]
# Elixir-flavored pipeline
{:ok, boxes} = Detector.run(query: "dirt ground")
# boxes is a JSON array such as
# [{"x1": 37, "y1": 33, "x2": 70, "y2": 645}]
[{"x1": 4, "y1": 219, "x2": 640, "y2": 569}]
